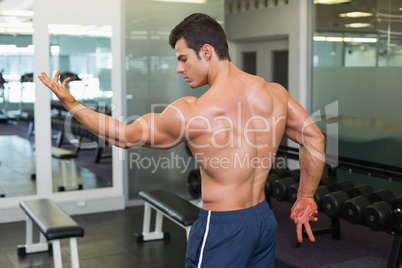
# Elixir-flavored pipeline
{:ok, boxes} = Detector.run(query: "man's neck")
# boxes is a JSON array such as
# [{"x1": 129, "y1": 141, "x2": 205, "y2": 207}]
[{"x1": 207, "y1": 60, "x2": 236, "y2": 86}]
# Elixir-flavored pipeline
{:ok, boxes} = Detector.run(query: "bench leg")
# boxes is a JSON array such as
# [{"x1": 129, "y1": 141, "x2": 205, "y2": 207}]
[
  {"x1": 155, "y1": 209, "x2": 163, "y2": 233},
  {"x1": 59, "y1": 159, "x2": 80, "y2": 191},
  {"x1": 61, "y1": 160, "x2": 69, "y2": 188},
  {"x1": 142, "y1": 202, "x2": 152, "y2": 234},
  {"x1": 69, "y1": 237, "x2": 80, "y2": 268},
  {"x1": 51, "y1": 240, "x2": 62, "y2": 268},
  {"x1": 140, "y1": 202, "x2": 166, "y2": 241},
  {"x1": 17, "y1": 216, "x2": 50, "y2": 256},
  {"x1": 26, "y1": 215, "x2": 33, "y2": 245},
  {"x1": 69, "y1": 159, "x2": 78, "y2": 188}
]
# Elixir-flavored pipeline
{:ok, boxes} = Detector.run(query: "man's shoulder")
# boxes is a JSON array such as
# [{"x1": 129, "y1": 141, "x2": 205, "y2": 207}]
[
  {"x1": 175, "y1": 96, "x2": 199, "y2": 105},
  {"x1": 169, "y1": 96, "x2": 198, "y2": 110},
  {"x1": 264, "y1": 82, "x2": 289, "y2": 98},
  {"x1": 247, "y1": 75, "x2": 286, "y2": 93},
  {"x1": 165, "y1": 96, "x2": 199, "y2": 118}
]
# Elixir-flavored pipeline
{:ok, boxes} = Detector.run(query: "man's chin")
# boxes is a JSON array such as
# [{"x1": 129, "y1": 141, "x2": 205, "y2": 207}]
[
  {"x1": 188, "y1": 82, "x2": 198, "y2": 89},
  {"x1": 188, "y1": 81, "x2": 206, "y2": 89}
]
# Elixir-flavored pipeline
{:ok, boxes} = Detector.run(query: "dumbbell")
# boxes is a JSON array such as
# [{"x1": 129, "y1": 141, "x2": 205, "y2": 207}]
[
  {"x1": 272, "y1": 164, "x2": 300, "y2": 177},
  {"x1": 342, "y1": 186, "x2": 386, "y2": 225},
  {"x1": 365, "y1": 196, "x2": 401, "y2": 232},
  {"x1": 310, "y1": 176, "x2": 337, "y2": 210},
  {"x1": 368, "y1": 189, "x2": 396, "y2": 204},
  {"x1": 271, "y1": 165, "x2": 290, "y2": 178},
  {"x1": 287, "y1": 183, "x2": 299, "y2": 203},
  {"x1": 314, "y1": 185, "x2": 331, "y2": 211},
  {"x1": 288, "y1": 169, "x2": 301, "y2": 181},
  {"x1": 272, "y1": 177, "x2": 296, "y2": 201},
  {"x1": 187, "y1": 169, "x2": 201, "y2": 199},
  {"x1": 319, "y1": 176, "x2": 337, "y2": 189},
  {"x1": 327, "y1": 180, "x2": 355, "y2": 194},
  {"x1": 287, "y1": 175, "x2": 336, "y2": 204},
  {"x1": 321, "y1": 181, "x2": 356, "y2": 218},
  {"x1": 348, "y1": 184, "x2": 376, "y2": 198},
  {"x1": 265, "y1": 173, "x2": 280, "y2": 200},
  {"x1": 271, "y1": 170, "x2": 301, "y2": 202}
]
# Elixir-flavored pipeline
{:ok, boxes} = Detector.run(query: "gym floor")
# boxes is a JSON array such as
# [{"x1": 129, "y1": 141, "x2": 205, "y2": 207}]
[
  {"x1": 0, "y1": 198, "x2": 395, "y2": 268},
  {"x1": 0, "y1": 203, "x2": 295, "y2": 268}
]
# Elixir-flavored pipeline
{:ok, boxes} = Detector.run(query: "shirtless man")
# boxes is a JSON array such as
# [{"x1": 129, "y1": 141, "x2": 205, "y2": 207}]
[{"x1": 39, "y1": 13, "x2": 325, "y2": 268}]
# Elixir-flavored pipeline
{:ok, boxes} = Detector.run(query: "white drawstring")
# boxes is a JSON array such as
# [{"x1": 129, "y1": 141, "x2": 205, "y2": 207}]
[{"x1": 197, "y1": 211, "x2": 211, "y2": 268}]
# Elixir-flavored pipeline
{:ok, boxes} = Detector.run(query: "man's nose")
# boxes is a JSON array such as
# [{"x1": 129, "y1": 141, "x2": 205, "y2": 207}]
[{"x1": 176, "y1": 63, "x2": 184, "y2": 74}]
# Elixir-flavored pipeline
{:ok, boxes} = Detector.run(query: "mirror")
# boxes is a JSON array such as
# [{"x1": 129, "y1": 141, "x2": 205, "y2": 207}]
[
  {"x1": 48, "y1": 24, "x2": 113, "y2": 192},
  {"x1": 0, "y1": 28, "x2": 36, "y2": 197},
  {"x1": 0, "y1": 33, "x2": 36, "y2": 198}
]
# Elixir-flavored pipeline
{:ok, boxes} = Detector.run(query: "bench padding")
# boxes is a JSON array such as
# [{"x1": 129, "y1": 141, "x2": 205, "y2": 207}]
[
  {"x1": 139, "y1": 190, "x2": 200, "y2": 226},
  {"x1": 20, "y1": 199, "x2": 84, "y2": 240},
  {"x1": 51, "y1": 147, "x2": 77, "y2": 159}
]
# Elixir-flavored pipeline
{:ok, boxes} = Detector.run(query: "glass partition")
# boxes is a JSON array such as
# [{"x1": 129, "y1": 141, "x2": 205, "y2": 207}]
[
  {"x1": 313, "y1": 0, "x2": 402, "y2": 194},
  {"x1": 49, "y1": 24, "x2": 113, "y2": 192}
]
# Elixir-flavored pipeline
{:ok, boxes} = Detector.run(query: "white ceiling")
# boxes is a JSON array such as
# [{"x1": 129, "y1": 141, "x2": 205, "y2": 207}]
[{"x1": 1, "y1": 0, "x2": 402, "y2": 36}]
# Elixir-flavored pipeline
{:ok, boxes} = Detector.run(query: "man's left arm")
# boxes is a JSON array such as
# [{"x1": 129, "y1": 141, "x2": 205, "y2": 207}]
[
  {"x1": 285, "y1": 94, "x2": 326, "y2": 243},
  {"x1": 38, "y1": 71, "x2": 189, "y2": 149}
]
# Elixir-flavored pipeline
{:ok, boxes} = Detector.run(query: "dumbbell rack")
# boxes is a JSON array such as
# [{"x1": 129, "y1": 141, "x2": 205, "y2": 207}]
[{"x1": 275, "y1": 146, "x2": 402, "y2": 267}]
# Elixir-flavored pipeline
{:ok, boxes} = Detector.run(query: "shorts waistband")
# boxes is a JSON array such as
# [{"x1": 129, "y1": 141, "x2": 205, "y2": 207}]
[{"x1": 197, "y1": 200, "x2": 270, "y2": 224}]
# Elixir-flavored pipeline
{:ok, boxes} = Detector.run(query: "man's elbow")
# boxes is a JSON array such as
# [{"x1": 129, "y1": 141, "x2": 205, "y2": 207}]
[
  {"x1": 302, "y1": 128, "x2": 326, "y2": 154},
  {"x1": 314, "y1": 129, "x2": 326, "y2": 152},
  {"x1": 317, "y1": 130, "x2": 325, "y2": 145}
]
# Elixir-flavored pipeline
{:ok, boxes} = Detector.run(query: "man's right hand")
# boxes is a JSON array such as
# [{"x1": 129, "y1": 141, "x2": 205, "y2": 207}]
[{"x1": 38, "y1": 70, "x2": 78, "y2": 111}]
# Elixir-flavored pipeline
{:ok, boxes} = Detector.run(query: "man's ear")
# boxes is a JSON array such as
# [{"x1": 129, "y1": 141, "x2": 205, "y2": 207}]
[{"x1": 201, "y1": 44, "x2": 213, "y2": 60}]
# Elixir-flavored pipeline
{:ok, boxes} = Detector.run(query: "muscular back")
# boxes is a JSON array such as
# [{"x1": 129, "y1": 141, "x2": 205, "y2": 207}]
[{"x1": 184, "y1": 70, "x2": 289, "y2": 211}]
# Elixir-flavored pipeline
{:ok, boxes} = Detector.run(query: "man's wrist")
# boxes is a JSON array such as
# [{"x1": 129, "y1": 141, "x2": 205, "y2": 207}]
[
  {"x1": 66, "y1": 103, "x2": 85, "y2": 116},
  {"x1": 296, "y1": 194, "x2": 314, "y2": 199}
]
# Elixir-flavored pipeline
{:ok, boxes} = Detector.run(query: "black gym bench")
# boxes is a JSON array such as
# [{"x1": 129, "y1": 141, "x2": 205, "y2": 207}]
[
  {"x1": 17, "y1": 199, "x2": 84, "y2": 268},
  {"x1": 51, "y1": 147, "x2": 83, "y2": 191},
  {"x1": 136, "y1": 189, "x2": 201, "y2": 242}
]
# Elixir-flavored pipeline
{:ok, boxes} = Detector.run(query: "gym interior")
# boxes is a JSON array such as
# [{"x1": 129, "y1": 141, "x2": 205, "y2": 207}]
[{"x1": 0, "y1": 0, "x2": 401, "y2": 267}]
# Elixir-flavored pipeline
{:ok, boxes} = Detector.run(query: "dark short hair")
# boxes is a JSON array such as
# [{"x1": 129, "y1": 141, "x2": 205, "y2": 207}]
[{"x1": 169, "y1": 13, "x2": 231, "y2": 61}]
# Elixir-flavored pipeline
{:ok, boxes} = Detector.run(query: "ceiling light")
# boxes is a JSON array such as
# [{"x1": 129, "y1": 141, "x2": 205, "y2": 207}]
[
  {"x1": 1, "y1": 10, "x2": 34, "y2": 17},
  {"x1": 326, "y1": 37, "x2": 343, "y2": 42},
  {"x1": 314, "y1": 0, "x2": 351, "y2": 5},
  {"x1": 351, "y1": 37, "x2": 377, "y2": 43},
  {"x1": 314, "y1": 36, "x2": 377, "y2": 43},
  {"x1": 314, "y1": 36, "x2": 327, "y2": 41},
  {"x1": 345, "y1": 23, "x2": 371, "y2": 28},
  {"x1": 48, "y1": 24, "x2": 112, "y2": 37},
  {"x1": 339, "y1": 12, "x2": 373, "y2": 18}
]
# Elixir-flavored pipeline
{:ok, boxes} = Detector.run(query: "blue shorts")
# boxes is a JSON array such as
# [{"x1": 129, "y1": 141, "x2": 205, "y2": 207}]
[{"x1": 185, "y1": 200, "x2": 277, "y2": 268}]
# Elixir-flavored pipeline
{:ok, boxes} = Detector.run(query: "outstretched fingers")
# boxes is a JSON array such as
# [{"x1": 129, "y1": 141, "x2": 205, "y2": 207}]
[
  {"x1": 61, "y1": 77, "x2": 71, "y2": 87},
  {"x1": 53, "y1": 70, "x2": 60, "y2": 84},
  {"x1": 38, "y1": 72, "x2": 53, "y2": 89},
  {"x1": 294, "y1": 212, "x2": 316, "y2": 243}
]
